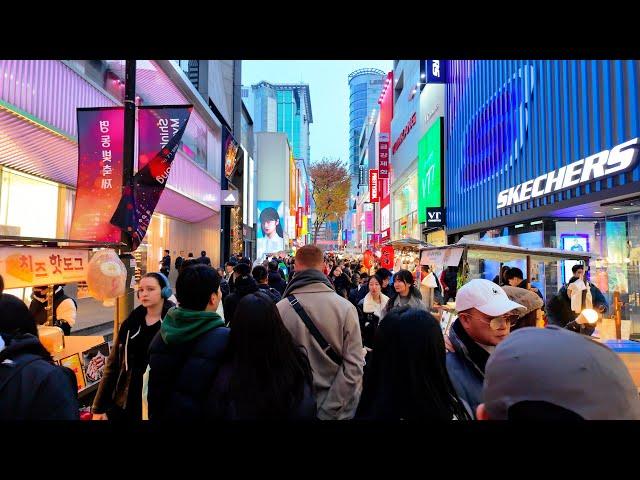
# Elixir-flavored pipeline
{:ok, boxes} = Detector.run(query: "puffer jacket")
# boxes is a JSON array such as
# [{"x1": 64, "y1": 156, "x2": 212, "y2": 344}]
[{"x1": 0, "y1": 333, "x2": 79, "y2": 420}]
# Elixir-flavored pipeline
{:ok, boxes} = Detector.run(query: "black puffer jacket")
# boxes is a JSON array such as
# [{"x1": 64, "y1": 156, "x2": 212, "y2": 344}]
[
  {"x1": 223, "y1": 276, "x2": 259, "y2": 325},
  {"x1": 268, "y1": 271, "x2": 287, "y2": 296},
  {"x1": 0, "y1": 333, "x2": 79, "y2": 420},
  {"x1": 147, "y1": 325, "x2": 230, "y2": 421}
]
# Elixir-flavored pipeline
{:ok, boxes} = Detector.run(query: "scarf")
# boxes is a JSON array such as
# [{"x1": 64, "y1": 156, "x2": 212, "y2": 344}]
[
  {"x1": 567, "y1": 280, "x2": 593, "y2": 314},
  {"x1": 160, "y1": 306, "x2": 225, "y2": 345},
  {"x1": 362, "y1": 292, "x2": 390, "y2": 316},
  {"x1": 283, "y1": 268, "x2": 334, "y2": 297},
  {"x1": 450, "y1": 319, "x2": 490, "y2": 376}
]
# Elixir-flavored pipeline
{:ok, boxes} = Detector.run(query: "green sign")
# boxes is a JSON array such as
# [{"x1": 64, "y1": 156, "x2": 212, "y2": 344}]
[{"x1": 418, "y1": 117, "x2": 442, "y2": 224}]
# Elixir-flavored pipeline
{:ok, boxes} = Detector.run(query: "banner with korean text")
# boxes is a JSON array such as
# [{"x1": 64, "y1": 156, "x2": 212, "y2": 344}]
[
  {"x1": 0, "y1": 247, "x2": 89, "y2": 288},
  {"x1": 110, "y1": 105, "x2": 192, "y2": 251},
  {"x1": 70, "y1": 107, "x2": 124, "y2": 242}
]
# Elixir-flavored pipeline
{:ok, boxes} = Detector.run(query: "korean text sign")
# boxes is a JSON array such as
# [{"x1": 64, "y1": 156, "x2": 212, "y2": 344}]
[{"x1": 0, "y1": 247, "x2": 89, "y2": 288}]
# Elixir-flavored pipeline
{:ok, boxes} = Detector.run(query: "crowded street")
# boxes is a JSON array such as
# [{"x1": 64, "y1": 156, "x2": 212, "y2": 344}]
[{"x1": 0, "y1": 58, "x2": 639, "y2": 424}]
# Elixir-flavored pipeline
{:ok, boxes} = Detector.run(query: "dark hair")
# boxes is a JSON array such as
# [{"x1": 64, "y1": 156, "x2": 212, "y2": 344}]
[
  {"x1": 572, "y1": 264, "x2": 585, "y2": 274},
  {"x1": 225, "y1": 261, "x2": 235, "y2": 268},
  {"x1": 176, "y1": 264, "x2": 221, "y2": 311},
  {"x1": 0, "y1": 274, "x2": 3, "y2": 295},
  {"x1": 360, "y1": 272, "x2": 369, "y2": 279},
  {"x1": 357, "y1": 307, "x2": 471, "y2": 420},
  {"x1": 188, "y1": 252, "x2": 194, "y2": 257},
  {"x1": 393, "y1": 270, "x2": 418, "y2": 295},
  {"x1": 421, "y1": 265, "x2": 430, "y2": 273},
  {"x1": 233, "y1": 263, "x2": 251, "y2": 276},
  {"x1": 368, "y1": 274, "x2": 384, "y2": 288},
  {"x1": 218, "y1": 292, "x2": 314, "y2": 418},
  {"x1": 376, "y1": 267, "x2": 392, "y2": 280},
  {"x1": 0, "y1": 294, "x2": 38, "y2": 337},
  {"x1": 164, "y1": 250, "x2": 170, "y2": 255},
  {"x1": 179, "y1": 258, "x2": 199, "y2": 275},
  {"x1": 239, "y1": 257, "x2": 252, "y2": 266},
  {"x1": 259, "y1": 207, "x2": 284, "y2": 238},
  {"x1": 252, "y1": 265, "x2": 268, "y2": 283},
  {"x1": 268, "y1": 260, "x2": 279, "y2": 272},
  {"x1": 506, "y1": 267, "x2": 524, "y2": 281},
  {"x1": 201, "y1": 251, "x2": 207, "y2": 257}
]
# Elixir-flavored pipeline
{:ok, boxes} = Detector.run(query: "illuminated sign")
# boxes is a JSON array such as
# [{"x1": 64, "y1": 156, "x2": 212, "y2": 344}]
[
  {"x1": 392, "y1": 113, "x2": 417, "y2": 154},
  {"x1": 425, "y1": 60, "x2": 446, "y2": 84},
  {"x1": 497, "y1": 137, "x2": 640, "y2": 209},
  {"x1": 378, "y1": 133, "x2": 390, "y2": 178},
  {"x1": 369, "y1": 169, "x2": 379, "y2": 203},
  {"x1": 418, "y1": 118, "x2": 442, "y2": 224}
]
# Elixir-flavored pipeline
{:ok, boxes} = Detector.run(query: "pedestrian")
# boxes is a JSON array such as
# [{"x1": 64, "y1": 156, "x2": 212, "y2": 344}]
[
  {"x1": 478, "y1": 326, "x2": 640, "y2": 420},
  {"x1": 92, "y1": 272, "x2": 175, "y2": 421},
  {"x1": 252, "y1": 265, "x2": 282, "y2": 303},
  {"x1": 356, "y1": 274, "x2": 389, "y2": 351},
  {"x1": 505, "y1": 267, "x2": 543, "y2": 300},
  {"x1": 446, "y1": 279, "x2": 523, "y2": 416},
  {"x1": 0, "y1": 292, "x2": 79, "y2": 420},
  {"x1": 175, "y1": 251, "x2": 185, "y2": 271},
  {"x1": 440, "y1": 266, "x2": 458, "y2": 302},
  {"x1": 501, "y1": 285, "x2": 544, "y2": 330},
  {"x1": 29, "y1": 284, "x2": 77, "y2": 336},
  {"x1": 208, "y1": 292, "x2": 316, "y2": 420},
  {"x1": 268, "y1": 260, "x2": 287, "y2": 296},
  {"x1": 329, "y1": 265, "x2": 351, "y2": 299},
  {"x1": 277, "y1": 245, "x2": 365, "y2": 420},
  {"x1": 223, "y1": 263, "x2": 259, "y2": 325},
  {"x1": 492, "y1": 265, "x2": 510, "y2": 286},
  {"x1": 160, "y1": 249, "x2": 171, "y2": 277},
  {"x1": 356, "y1": 307, "x2": 472, "y2": 420},
  {"x1": 198, "y1": 250, "x2": 212, "y2": 266},
  {"x1": 419, "y1": 265, "x2": 442, "y2": 310},
  {"x1": 375, "y1": 267, "x2": 396, "y2": 300},
  {"x1": 148, "y1": 264, "x2": 229, "y2": 420},
  {"x1": 383, "y1": 270, "x2": 425, "y2": 316},
  {"x1": 349, "y1": 271, "x2": 369, "y2": 306},
  {"x1": 187, "y1": 252, "x2": 194, "y2": 258}
]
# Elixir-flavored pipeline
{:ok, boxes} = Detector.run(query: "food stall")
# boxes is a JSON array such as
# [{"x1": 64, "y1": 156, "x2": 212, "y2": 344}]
[
  {"x1": 0, "y1": 235, "x2": 128, "y2": 408},
  {"x1": 420, "y1": 240, "x2": 640, "y2": 389},
  {"x1": 382, "y1": 238, "x2": 434, "y2": 279}
]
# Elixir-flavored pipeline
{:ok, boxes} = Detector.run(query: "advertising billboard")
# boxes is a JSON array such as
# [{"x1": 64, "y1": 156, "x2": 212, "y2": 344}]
[
  {"x1": 418, "y1": 117, "x2": 442, "y2": 224},
  {"x1": 257, "y1": 201, "x2": 285, "y2": 261},
  {"x1": 70, "y1": 107, "x2": 124, "y2": 243}
]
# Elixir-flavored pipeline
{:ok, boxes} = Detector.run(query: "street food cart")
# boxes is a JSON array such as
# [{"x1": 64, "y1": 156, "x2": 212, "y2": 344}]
[
  {"x1": 420, "y1": 239, "x2": 640, "y2": 389},
  {"x1": 0, "y1": 235, "x2": 128, "y2": 407},
  {"x1": 382, "y1": 238, "x2": 434, "y2": 278}
]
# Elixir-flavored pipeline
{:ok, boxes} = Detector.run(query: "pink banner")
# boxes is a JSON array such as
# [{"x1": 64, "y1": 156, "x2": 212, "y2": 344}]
[{"x1": 70, "y1": 107, "x2": 124, "y2": 242}]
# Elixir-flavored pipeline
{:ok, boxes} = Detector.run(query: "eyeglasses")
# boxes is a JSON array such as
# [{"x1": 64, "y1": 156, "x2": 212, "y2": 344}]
[{"x1": 462, "y1": 312, "x2": 518, "y2": 330}]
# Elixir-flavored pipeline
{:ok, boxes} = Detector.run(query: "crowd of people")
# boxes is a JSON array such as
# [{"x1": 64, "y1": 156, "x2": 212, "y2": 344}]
[{"x1": 1, "y1": 246, "x2": 638, "y2": 421}]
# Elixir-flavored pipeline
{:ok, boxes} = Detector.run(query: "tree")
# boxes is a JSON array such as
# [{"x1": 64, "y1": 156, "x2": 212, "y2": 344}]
[{"x1": 309, "y1": 158, "x2": 351, "y2": 245}]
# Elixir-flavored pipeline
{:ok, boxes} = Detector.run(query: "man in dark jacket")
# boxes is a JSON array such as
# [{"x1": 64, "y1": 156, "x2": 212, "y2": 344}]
[
  {"x1": 252, "y1": 265, "x2": 282, "y2": 303},
  {"x1": 348, "y1": 272, "x2": 369, "y2": 306},
  {"x1": 505, "y1": 267, "x2": 543, "y2": 301},
  {"x1": 0, "y1": 293, "x2": 79, "y2": 420},
  {"x1": 175, "y1": 251, "x2": 185, "y2": 271},
  {"x1": 223, "y1": 263, "x2": 259, "y2": 324},
  {"x1": 148, "y1": 265, "x2": 229, "y2": 420},
  {"x1": 375, "y1": 268, "x2": 396, "y2": 301},
  {"x1": 268, "y1": 260, "x2": 287, "y2": 295},
  {"x1": 446, "y1": 279, "x2": 523, "y2": 418},
  {"x1": 160, "y1": 250, "x2": 171, "y2": 276},
  {"x1": 198, "y1": 250, "x2": 211, "y2": 266}
]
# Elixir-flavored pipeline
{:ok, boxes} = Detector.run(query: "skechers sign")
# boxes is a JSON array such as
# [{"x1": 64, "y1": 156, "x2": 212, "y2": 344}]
[{"x1": 496, "y1": 138, "x2": 640, "y2": 209}]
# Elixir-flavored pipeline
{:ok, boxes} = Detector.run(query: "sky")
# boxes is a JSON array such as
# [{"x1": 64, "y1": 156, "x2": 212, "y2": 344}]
[{"x1": 242, "y1": 60, "x2": 392, "y2": 166}]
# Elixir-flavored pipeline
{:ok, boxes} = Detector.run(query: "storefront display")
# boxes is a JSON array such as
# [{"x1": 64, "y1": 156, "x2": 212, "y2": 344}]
[{"x1": 392, "y1": 172, "x2": 419, "y2": 240}]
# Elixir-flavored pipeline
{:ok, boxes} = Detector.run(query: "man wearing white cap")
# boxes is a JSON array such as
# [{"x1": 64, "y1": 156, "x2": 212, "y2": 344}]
[{"x1": 446, "y1": 279, "x2": 524, "y2": 417}]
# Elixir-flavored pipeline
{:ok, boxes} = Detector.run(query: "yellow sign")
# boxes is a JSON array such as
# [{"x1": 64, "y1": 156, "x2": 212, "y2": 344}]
[{"x1": 0, "y1": 247, "x2": 89, "y2": 288}]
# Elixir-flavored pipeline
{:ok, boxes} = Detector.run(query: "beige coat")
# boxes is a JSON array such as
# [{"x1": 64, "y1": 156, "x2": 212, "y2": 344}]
[{"x1": 277, "y1": 282, "x2": 365, "y2": 420}]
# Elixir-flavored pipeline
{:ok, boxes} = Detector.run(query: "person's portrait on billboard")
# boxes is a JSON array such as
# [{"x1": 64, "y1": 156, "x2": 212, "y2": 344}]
[{"x1": 257, "y1": 203, "x2": 285, "y2": 259}]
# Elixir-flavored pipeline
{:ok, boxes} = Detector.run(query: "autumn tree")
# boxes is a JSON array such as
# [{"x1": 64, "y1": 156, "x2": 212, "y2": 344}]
[{"x1": 309, "y1": 158, "x2": 351, "y2": 245}]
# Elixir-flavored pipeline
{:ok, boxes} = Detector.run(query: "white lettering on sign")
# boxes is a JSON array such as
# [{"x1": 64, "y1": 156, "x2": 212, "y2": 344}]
[
  {"x1": 432, "y1": 60, "x2": 440, "y2": 78},
  {"x1": 496, "y1": 137, "x2": 640, "y2": 209}
]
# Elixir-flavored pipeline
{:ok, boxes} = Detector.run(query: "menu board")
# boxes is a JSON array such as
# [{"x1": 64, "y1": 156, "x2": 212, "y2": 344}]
[{"x1": 59, "y1": 353, "x2": 86, "y2": 391}]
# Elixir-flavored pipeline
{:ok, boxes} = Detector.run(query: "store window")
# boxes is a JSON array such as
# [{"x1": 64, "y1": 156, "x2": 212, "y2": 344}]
[
  {"x1": 0, "y1": 168, "x2": 58, "y2": 238},
  {"x1": 392, "y1": 172, "x2": 418, "y2": 240}
]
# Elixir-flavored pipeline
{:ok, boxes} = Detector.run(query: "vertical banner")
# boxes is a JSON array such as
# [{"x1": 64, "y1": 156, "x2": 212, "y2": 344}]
[
  {"x1": 418, "y1": 117, "x2": 442, "y2": 224},
  {"x1": 369, "y1": 169, "x2": 379, "y2": 203},
  {"x1": 223, "y1": 128, "x2": 240, "y2": 179},
  {"x1": 305, "y1": 183, "x2": 310, "y2": 215},
  {"x1": 70, "y1": 107, "x2": 124, "y2": 242},
  {"x1": 378, "y1": 133, "x2": 390, "y2": 178},
  {"x1": 296, "y1": 207, "x2": 303, "y2": 229},
  {"x1": 289, "y1": 152, "x2": 297, "y2": 215},
  {"x1": 111, "y1": 105, "x2": 192, "y2": 250}
]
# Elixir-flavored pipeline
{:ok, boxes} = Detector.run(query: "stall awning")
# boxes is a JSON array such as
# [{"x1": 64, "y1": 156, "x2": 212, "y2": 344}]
[{"x1": 383, "y1": 238, "x2": 434, "y2": 249}]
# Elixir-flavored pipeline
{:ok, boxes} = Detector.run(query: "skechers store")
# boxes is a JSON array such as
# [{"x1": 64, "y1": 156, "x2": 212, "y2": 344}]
[{"x1": 445, "y1": 60, "x2": 640, "y2": 334}]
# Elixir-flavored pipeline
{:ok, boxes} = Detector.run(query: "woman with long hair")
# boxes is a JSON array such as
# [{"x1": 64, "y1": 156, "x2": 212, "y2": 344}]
[
  {"x1": 92, "y1": 272, "x2": 175, "y2": 421},
  {"x1": 208, "y1": 291, "x2": 316, "y2": 420},
  {"x1": 329, "y1": 265, "x2": 351, "y2": 299},
  {"x1": 384, "y1": 269, "x2": 425, "y2": 315},
  {"x1": 356, "y1": 307, "x2": 472, "y2": 420}
]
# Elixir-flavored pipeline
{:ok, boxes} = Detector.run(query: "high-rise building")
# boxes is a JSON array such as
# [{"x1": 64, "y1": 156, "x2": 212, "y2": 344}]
[
  {"x1": 249, "y1": 82, "x2": 312, "y2": 169},
  {"x1": 348, "y1": 69, "x2": 385, "y2": 199}
]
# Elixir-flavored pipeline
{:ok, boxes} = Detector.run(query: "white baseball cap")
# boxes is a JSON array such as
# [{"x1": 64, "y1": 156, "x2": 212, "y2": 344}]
[{"x1": 456, "y1": 278, "x2": 524, "y2": 316}]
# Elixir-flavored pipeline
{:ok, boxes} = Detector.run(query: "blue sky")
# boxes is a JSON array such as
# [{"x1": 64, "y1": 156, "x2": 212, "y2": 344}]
[{"x1": 242, "y1": 60, "x2": 392, "y2": 166}]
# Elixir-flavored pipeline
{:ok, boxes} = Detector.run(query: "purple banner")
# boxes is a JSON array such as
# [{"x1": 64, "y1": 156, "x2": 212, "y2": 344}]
[
  {"x1": 110, "y1": 105, "x2": 192, "y2": 250},
  {"x1": 70, "y1": 107, "x2": 124, "y2": 242}
]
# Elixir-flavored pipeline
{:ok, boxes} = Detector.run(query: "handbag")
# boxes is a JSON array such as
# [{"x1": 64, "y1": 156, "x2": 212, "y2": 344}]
[{"x1": 287, "y1": 295, "x2": 343, "y2": 366}]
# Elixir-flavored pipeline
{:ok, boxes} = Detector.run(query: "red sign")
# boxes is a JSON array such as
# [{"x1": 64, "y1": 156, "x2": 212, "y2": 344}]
[
  {"x1": 392, "y1": 112, "x2": 417, "y2": 154},
  {"x1": 378, "y1": 133, "x2": 389, "y2": 179},
  {"x1": 305, "y1": 184, "x2": 310, "y2": 215},
  {"x1": 296, "y1": 207, "x2": 303, "y2": 228},
  {"x1": 363, "y1": 249, "x2": 374, "y2": 269},
  {"x1": 369, "y1": 169, "x2": 379, "y2": 203},
  {"x1": 380, "y1": 245, "x2": 394, "y2": 270},
  {"x1": 70, "y1": 107, "x2": 124, "y2": 243}
]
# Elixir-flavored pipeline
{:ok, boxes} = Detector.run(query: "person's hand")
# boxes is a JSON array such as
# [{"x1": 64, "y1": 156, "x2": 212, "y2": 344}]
[
  {"x1": 444, "y1": 335, "x2": 455, "y2": 353},
  {"x1": 597, "y1": 304, "x2": 606, "y2": 313},
  {"x1": 92, "y1": 413, "x2": 108, "y2": 421}
]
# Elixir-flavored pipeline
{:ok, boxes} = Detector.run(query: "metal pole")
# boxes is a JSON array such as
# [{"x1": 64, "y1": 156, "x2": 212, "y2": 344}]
[{"x1": 114, "y1": 60, "x2": 137, "y2": 341}]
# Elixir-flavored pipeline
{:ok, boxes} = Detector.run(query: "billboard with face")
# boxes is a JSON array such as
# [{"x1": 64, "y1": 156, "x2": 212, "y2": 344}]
[{"x1": 257, "y1": 201, "x2": 285, "y2": 261}]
